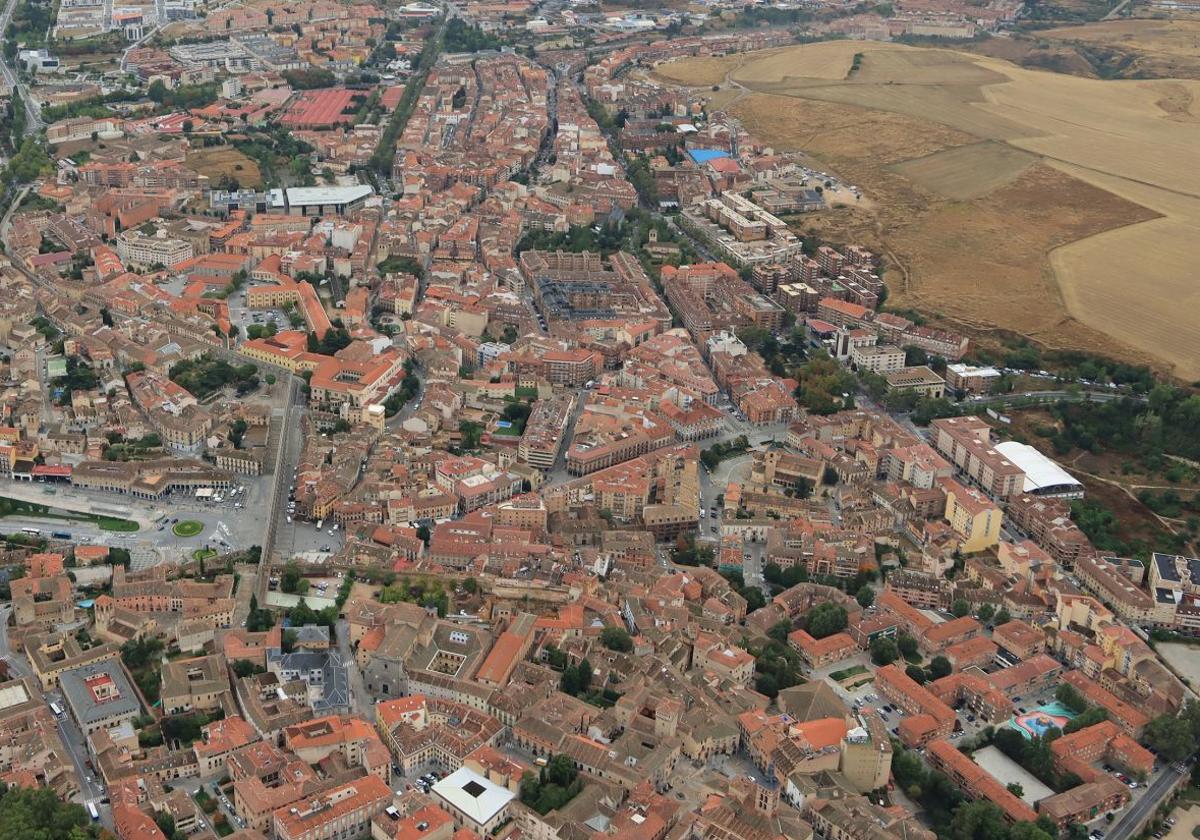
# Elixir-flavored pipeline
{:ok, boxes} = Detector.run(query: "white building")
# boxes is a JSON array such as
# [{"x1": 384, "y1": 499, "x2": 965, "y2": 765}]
[{"x1": 431, "y1": 767, "x2": 515, "y2": 834}]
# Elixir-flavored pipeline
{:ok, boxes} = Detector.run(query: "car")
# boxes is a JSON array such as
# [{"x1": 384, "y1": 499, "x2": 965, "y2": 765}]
[{"x1": 967, "y1": 715, "x2": 976, "y2": 723}]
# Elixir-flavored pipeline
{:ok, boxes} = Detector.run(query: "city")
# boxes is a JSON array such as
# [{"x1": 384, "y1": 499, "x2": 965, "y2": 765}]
[{"x1": 1, "y1": 1, "x2": 1199, "y2": 840}]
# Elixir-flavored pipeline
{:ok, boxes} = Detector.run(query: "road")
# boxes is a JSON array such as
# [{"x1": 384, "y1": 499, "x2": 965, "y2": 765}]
[
  {"x1": 336, "y1": 618, "x2": 374, "y2": 721},
  {"x1": 969, "y1": 389, "x2": 1149, "y2": 407},
  {"x1": 1107, "y1": 763, "x2": 1186, "y2": 840},
  {"x1": 0, "y1": 0, "x2": 45, "y2": 134},
  {"x1": 259, "y1": 375, "x2": 330, "y2": 599},
  {"x1": 0, "y1": 604, "x2": 29, "y2": 680},
  {"x1": 1103, "y1": 0, "x2": 1133, "y2": 19}
]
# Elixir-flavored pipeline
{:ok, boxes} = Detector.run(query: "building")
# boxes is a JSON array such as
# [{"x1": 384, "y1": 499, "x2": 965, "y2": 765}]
[
  {"x1": 927, "y1": 739, "x2": 1037, "y2": 823},
  {"x1": 930, "y1": 416, "x2": 1025, "y2": 499},
  {"x1": 849, "y1": 344, "x2": 906, "y2": 374},
  {"x1": 59, "y1": 661, "x2": 142, "y2": 736},
  {"x1": 268, "y1": 185, "x2": 374, "y2": 217},
  {"x1": 116, "y1": 229, "x2": 194, "y2": 269},
  {"x1": 992, "y1": 441, "x2": 1084, "y2": 499},
  {"x1": 272, "y1": 774, "x2": 391, "y2": 840},
  {"x1": 992, "y1": 620, "x2": 1045, "y2": 662},
  {"x1": 945, "y1": 364, "x2": 1001, "y2": 394},
  {"x1": 787, "y1": 630, "x2": 859, "y2": 669},
  {"x1": 430, "y1": 767, "x2": 516, "y2": 835},
  {"x1": 885, "y1": 366, "x2": 945, "y2": 398},
  {"x1": 873, "y1": 664, "x2": 955, "y2": 747},
  {"x1": 941, "y1": 478, "x2": 1002, "y2": 554}
]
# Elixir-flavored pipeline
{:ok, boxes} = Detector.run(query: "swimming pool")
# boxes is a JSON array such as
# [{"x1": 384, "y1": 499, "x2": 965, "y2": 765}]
[{"x1": 1009, "y1": 700, "x2": 1076, "y2": 739}]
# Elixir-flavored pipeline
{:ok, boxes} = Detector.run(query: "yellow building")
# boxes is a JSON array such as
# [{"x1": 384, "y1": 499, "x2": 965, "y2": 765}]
[{"x1": 941, "y1": 478, "x2": 1001, "y2": 554}]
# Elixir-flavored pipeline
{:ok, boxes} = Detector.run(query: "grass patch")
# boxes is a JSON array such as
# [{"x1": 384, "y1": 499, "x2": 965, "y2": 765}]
[
  {"x1": 193, "y1": 548, "x2": 217, "y2": 561},
  {"x1": 829, "y1": 665, "x2": 869, "y2": 682},
  {"x1": 173, "y1": 520, "x2": 204, "y2": 538},
  {"x1": 0, "y1": 497, "x2": 138, "y2": 532}
]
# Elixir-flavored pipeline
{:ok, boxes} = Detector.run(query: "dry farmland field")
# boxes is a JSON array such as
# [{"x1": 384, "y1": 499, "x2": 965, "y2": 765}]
[
  {"x1": 184, "y1": 147, "x2": 263, "y2": 188},
  {"x1": 661, "y1": 40, "x2": 1200, "y2": 380}
]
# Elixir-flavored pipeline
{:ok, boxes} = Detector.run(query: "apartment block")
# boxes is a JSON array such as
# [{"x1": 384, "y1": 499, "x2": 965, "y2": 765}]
[{"x1": 930, "y1": 416, "x2": 1025, "y2": 499}]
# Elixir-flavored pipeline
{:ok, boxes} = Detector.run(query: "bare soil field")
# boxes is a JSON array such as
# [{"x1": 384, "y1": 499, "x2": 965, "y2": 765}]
[
  {"x1": 662, "y1": 41, "x2": 1200, "y2": 379},
  {"x1": 653, "y1": 55, "x2": 739, "y2": 87},
  {"x1": 890, "y1": 142, "x2": 1037, "y2": 200},
  {"x1": 185, "y1": 147, "x2": 263, "y2": 188}
]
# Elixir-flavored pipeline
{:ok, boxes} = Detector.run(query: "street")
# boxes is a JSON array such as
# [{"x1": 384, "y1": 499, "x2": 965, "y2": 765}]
[
  {"x1": 1107, "y1": 763, "x2": 1187, "y2": 840},
  {"x1": 0, "y1": 0, "x2": 44, "y2": 135}
]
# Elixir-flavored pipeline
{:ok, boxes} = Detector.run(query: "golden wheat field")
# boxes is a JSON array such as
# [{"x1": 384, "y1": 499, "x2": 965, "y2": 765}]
[{"x1": 662, "y1": 41, "x2": 1200, "y2": 379}]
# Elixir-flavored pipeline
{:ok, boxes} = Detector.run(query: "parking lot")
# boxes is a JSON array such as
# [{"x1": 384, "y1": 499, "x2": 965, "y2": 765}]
[{"x1": 0, "y1": 474, "x2": 279, "y2": 566}]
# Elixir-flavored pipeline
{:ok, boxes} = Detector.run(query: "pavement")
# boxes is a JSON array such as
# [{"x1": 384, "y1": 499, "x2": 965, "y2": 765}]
[
  {"x1": 336, "y1": 618, "x2": 373, "y2": 721},
  {"x1": 0, "y1": 473, "x2": 276, "y2": 563},
  {"x1": 0, "y1": 0, "x2": 44, "y2": 134},
  {"x1": 1107, "y1": 763, "x2": 1187, "y2": 840}
]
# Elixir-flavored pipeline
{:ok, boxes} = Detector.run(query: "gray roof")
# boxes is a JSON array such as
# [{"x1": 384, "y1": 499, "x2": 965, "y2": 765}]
[
  {"x1": 266, "y1": 649, "x2": 349, "y2": 713},
  {"x1": 60, "y1": 661, "x2": 141, "y2": 726},
  {"x1": 294, "y1": 625, "x2": 331, "y2": 644}
]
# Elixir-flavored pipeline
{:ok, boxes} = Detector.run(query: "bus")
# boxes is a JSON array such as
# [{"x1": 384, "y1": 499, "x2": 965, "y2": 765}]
[
  {"x1": 87, "y1": 802, "x2": 99, "y2": 821},
  {"x1": 49, "y1": 702, "x2": 63, "y2": 718},
  {"x1": 21, "y1": 527, "x2": 40, "y2": 536}
]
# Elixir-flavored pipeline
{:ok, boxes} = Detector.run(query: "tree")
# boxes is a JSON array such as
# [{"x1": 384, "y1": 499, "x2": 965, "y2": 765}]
[
  {"x1": 546, "y1": 754, "x2": 576, "y2": 787},
  {"x1": 905, "y1": 665, "x2": 927, "y2": 685},
  {"x1": 599, "y1": 626, "x2": 633, "y2": 652},
  {"x1": 560, "y1": 664, "x2": 582, "y2": 696},
  {"x1": 871, "y1": 637, "x2": 899, "y2": 666},
  {"x1": 804, "y1": 602, "x2": 848, "y2": 639},
  {"x1": 280, "y1": 559, "x2": 304, "y2": 593},
  {"x1": 0, "y1": 785, "x2": 91, "y2": 838},
  {"x1": 856, "y1": 586, "x2": 875, "y2": 608},
  {"x1": 1055, "y1": 683, "x2": 1088, "y2": 715},
  {"x1": 928, "y1": 656, "x2": 952, "y2": 680},
  {"x1": 1007, "y1": 782, "x2": 1024, "y2": 798},
  {"x1": 977, "y1": 603, "x2": 995, "y2": 622},
  {"x1": 995, "y1": 608, "x2": 1011, "y2": 625},
  {"x1": 951, "y1": 598, "x2": 971, "y2": 618},
  {"x1": 949, "y1": 800, "x2": 1009, "y2": 840},
  {"x1": 230, "y1": 660, "x2": 261, "y2": 678},
  {"x1": 1143, "y1": 712, "x2": 1194, "y2": 762},
  {"x1": 578, "y1": 658, "x2": 593, "y2": 694},
  {"x1": 768, "y1": 620, "x2": 793, "y2": 643},
  {"x1": 459, "y1": 420, "x2": 483, "y2": 449},
  {"x1": 896, "y1": 633, "x2": 918, "y2": 660}
]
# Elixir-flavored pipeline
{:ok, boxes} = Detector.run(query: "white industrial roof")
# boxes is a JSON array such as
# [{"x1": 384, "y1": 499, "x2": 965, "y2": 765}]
[
  {"x1": 432, "y1": 767, "x2": 515, "y2": 826},
  {"x1": 283, "y1": 185, "x2": 374, "y2": 205},
  {"x1": 993, "y1": 441, "x2": 1083, "y2": 493}
]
